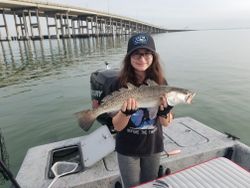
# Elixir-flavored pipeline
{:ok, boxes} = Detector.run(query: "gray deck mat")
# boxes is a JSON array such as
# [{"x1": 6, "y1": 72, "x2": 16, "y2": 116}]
[{"x1": 135, "y1": 157, "x2": 250, "y2": 188}]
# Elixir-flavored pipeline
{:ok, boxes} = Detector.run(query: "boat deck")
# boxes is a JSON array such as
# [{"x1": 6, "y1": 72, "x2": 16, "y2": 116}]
[{"x1": 16, "y1": 117, "x2": 250, "y2": 188}]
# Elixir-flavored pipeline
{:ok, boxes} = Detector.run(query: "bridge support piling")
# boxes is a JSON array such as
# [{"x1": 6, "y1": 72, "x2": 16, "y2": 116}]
[
  {"x1": 28, "y1": 10, "x2": 34, "y2": 39},
  {"x1": 86, "y1": 18, "x2": 90, "y2": 37},
  {"x1": 0, "y1": 9, "x2": 11, "y2": 41},
  {"x1": 95, "y1": 16, "x2": 99, "y2": 37},
  {"x1": 13, "y1": 12, "x2": 20, "y2": 40},
  {"x1": 36, "y1": 9, "x2": 43, "y2": 39},
  {"x1": 59, "y1": 14, "x2": 64, "y2": 38},
  {"x1": 71, "y1": 19, "x2": 76, "y2": 36},
  {"x1": 46, "y1": 15, "x2": 50, "y2": 39},
  {"x1": 22, "y1": 11, "x2": 30, "y2": 40},
  {"x1": 55, "y1": 15, "x2": 59, "y2": 39},
  {"x1": 65, "y1": 12, "x2": 71, "y2": 38}
]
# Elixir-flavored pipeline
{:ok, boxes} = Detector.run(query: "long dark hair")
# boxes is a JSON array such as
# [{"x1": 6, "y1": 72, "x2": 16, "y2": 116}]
[{"x1": 118, "y1": 52, "x2": 166, "y2": 87}]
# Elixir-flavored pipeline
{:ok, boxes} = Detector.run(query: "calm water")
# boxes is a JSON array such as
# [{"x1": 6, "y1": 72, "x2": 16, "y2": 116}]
[{"x1": 1, "y1": 30, "x2": 250, "y2": 186}]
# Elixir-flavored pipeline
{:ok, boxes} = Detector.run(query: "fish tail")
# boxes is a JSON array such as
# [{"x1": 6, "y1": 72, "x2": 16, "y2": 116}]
[{"x1": 75, "y1": 109, "x2": 97, "y2": 131}]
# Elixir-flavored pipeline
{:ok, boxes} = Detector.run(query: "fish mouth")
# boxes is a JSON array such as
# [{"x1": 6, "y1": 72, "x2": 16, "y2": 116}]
[{"x1": 186, "y1": 92, "x2": 196, "y2": 104}]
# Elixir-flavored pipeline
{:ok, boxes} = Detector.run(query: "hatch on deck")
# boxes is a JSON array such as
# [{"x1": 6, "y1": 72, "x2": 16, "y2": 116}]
[
  {"x1": 164, "y1": 120, "x2": 209, "y2": 147},
  {"x1": 48, "y1": 145, "x2": 83, "y2": 179}
]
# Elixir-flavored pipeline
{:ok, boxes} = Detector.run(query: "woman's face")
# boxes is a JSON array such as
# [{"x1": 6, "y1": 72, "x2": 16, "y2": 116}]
[{"x1": 130, "y1": 48, "x2": 153, "y2": 73}]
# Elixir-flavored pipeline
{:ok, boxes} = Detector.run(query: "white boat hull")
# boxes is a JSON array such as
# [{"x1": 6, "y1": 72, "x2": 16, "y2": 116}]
[{"x1": 16, "y1": 117, "x2": 250, "y2": 188}]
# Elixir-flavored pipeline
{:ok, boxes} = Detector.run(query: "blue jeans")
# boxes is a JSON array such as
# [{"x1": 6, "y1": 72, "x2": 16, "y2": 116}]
[{"x1": 117, "y1": 152, "x2": 160, "y2": 188}]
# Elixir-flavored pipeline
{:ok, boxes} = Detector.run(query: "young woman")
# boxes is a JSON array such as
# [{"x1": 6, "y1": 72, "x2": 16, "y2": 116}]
[{"x1": 110, "y1": 33, "x2": 173, "y2": 187}]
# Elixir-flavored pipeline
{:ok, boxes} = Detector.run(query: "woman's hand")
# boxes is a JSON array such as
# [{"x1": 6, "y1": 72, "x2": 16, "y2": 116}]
[
  {"x1": 112, "y1": 98, "x2": 138, "y2": 131},
  {"x1": 159, "y1": 95, "x2": 168, "y2": 110},
  {"x1": 158, "y1": 95, "x2": 174, "y2": 127},
  {"x1": 121, "y1": 98, "x2": 138, "y2": 115}
]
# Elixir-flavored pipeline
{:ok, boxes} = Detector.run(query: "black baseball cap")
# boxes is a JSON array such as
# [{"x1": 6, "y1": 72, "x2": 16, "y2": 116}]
[{"x1": 126, "y1": 33, "x2": 156, "y2": 56}]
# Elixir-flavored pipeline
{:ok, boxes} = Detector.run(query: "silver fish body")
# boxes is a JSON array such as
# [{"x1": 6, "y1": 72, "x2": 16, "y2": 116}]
[{"x1": 76, "y1": 81, "x2": 196, "y2": 131}]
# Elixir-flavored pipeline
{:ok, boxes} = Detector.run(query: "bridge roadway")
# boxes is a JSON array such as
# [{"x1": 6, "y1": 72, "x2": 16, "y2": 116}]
[{"x1": 0, "y1": 0, "x2": 167, "y2": 40}]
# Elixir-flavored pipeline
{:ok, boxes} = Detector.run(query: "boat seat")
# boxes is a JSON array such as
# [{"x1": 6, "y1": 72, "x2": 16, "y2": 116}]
[{"x1": 134, "y1": 157, "x2": 250, "y2": 188}]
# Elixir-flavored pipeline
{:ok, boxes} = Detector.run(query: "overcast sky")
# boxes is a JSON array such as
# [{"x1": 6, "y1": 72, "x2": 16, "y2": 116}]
[{"x1": 50, "y1": 0, "x2": 250, "y2": 29}]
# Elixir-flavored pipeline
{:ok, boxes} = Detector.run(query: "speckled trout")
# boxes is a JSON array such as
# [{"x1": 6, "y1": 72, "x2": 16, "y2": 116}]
[{"x1": 76, "y1": 80, "x2": 196, "y2": 131}]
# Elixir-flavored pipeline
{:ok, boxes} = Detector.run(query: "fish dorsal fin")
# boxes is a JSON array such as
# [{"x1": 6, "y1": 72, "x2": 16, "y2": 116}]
[
  {"x1": 145, "y1": 79, "x2": 158, "y2": 86},
  {"x1": 102, "y1": 90, "x2": 120, "y2": 103},
  {"x1": 127, "y1": 83, "x2": 136, "y2": 89},
  {"x1": 101, "y1": 83, "x2": 136, "y2": 103},
  {"x1": 101, "y1": 87, "x2": 128, "y2": 103}
]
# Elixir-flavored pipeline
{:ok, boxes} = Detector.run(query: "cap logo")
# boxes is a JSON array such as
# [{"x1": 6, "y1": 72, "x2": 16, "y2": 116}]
[{"x1": 133, "y1": 35, "x2": 148, "y2": 46}]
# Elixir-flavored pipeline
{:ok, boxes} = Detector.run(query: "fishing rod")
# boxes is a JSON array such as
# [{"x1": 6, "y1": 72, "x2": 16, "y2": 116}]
[
  {"x1": 0, "y1": 128, "x2": 21, "y2": 188},
  {"x1": 0, "y1": 160, "x2": 21, "y2": 188}
]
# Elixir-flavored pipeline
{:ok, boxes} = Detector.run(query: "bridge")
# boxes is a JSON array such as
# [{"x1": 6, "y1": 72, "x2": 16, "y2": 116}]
[{"x1": 0, "y1": 0, "x2": 167, "y2": 41}]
